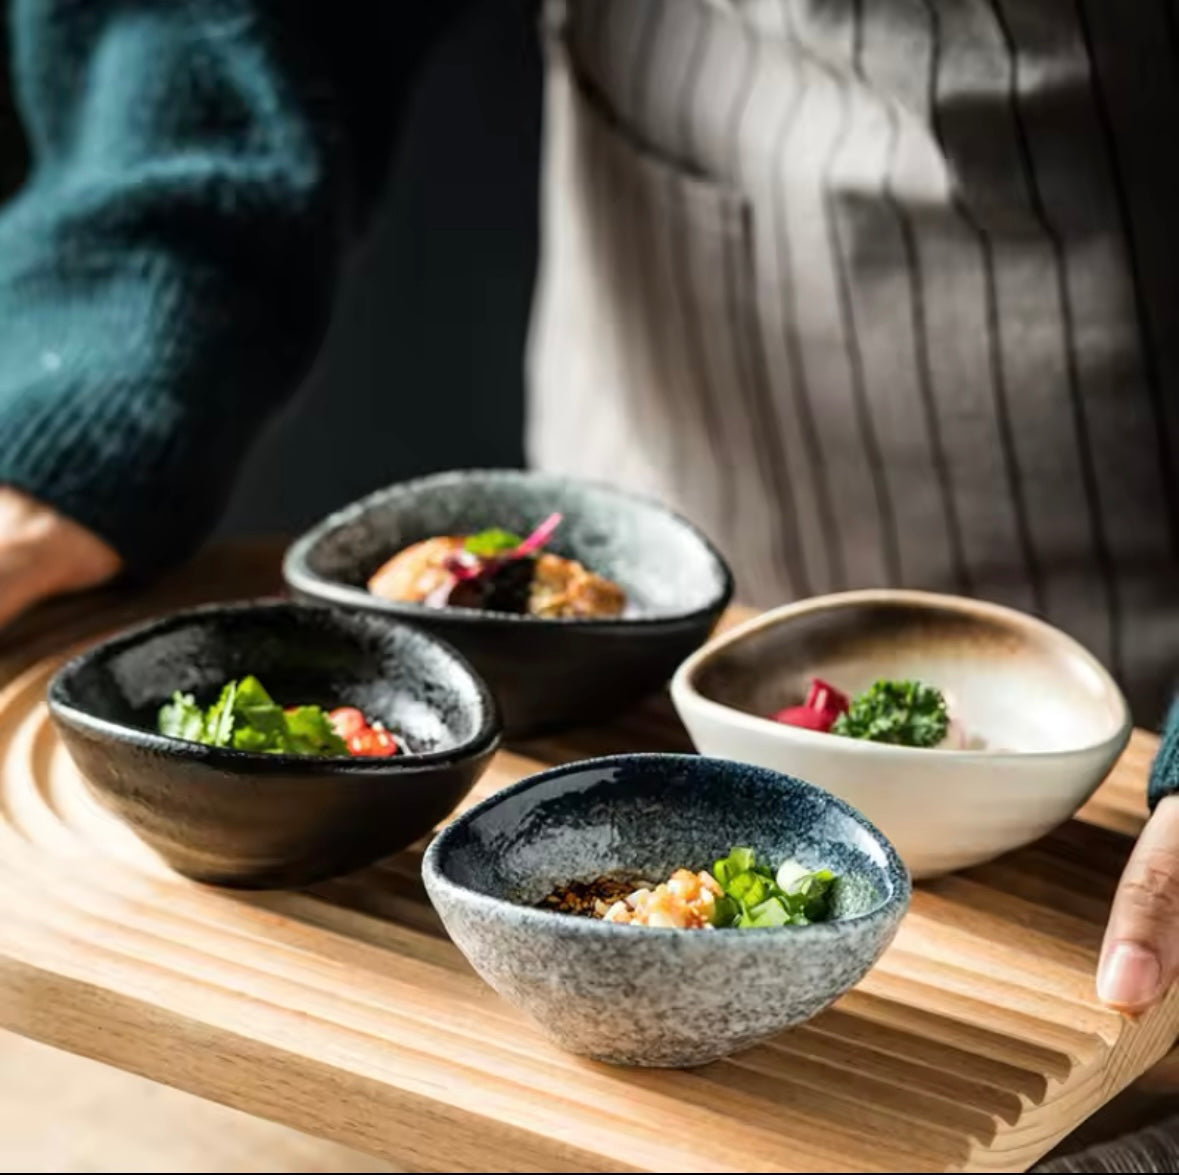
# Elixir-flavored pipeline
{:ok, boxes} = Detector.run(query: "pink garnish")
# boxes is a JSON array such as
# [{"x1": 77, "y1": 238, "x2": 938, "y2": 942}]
[
  {"x1": 509, "y1": 511, "x2": 563, "y2": 559},
  {"x1": 772, "y1": 705, "x2": 836, "y2": 731},
  {"x1": 432, "y1": 513, "x2": 564, "y2": 607},
  {"x1": 772, "y1": 677, "x2": 850, "y2": 733},
  {"x1": 443, "y1": 550, "x2": 486, "y2": 582},
  {"x1": 805, "y1": 678, "x2": 849, "y2": 717}
]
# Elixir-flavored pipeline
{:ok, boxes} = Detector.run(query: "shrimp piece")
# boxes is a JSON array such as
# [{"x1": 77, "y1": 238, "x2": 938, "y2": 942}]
[{"x1": 368, "y1": 536, "x2": 465, "y2": 603}]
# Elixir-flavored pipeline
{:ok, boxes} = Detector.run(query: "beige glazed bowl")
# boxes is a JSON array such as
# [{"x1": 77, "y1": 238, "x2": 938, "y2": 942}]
[{"x1": 670, "y1": 591, "x2": 1133, "y2": 879}]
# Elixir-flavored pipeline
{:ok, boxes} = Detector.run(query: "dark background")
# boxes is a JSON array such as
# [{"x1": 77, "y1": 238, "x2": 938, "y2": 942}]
[
  {"x1": 217, "y1": 0, "x2": 542, "y2": 536},
  {"x1": 0, "y1": 0, "x2": 542, "y2": 539}
]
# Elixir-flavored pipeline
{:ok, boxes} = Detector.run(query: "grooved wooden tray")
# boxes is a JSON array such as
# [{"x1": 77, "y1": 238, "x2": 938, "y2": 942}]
[{"x1": 0, "y1": 545, "x2": 1175, "y2": 1173}]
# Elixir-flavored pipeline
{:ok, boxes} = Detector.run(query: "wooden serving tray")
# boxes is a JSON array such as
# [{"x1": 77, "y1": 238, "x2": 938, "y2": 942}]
[{"x1": 0, "y1": 545, "x2": 1175, "y2": 1173}]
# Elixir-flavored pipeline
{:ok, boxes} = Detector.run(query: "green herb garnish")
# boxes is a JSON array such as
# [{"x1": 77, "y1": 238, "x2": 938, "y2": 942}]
[
  {"x1": 463, "y1": 528, "x2": 523, "y2": 557},
  {"x1": 156, "y1": 676, "x2": 347, "y2": 756},
  {"x1": 831, "y1": 679, "x2": 949, "y2": 748},
  {"x1": 709, "y1": 847, "x2": 838, "y2": 929},
  {"x1": 158, "y1": 691, "x2": 205, "y2": 742}
]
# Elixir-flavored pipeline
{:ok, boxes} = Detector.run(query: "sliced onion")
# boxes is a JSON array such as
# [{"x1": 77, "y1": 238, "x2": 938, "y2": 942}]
[{"x1": 510, "y1": 512, "x2": 563, "y2": 558}]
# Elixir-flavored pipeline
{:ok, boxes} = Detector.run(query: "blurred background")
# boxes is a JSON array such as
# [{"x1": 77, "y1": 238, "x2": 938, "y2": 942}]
[
  {"x1": 0, "y1": 0, "x2": 540, "y2": 539},
  {"x1": 214, "y1": 0, "x2": 540, "y2": 539},
  {"x1": 0, "y1": 0, "x2": 538, "y2": 542}
]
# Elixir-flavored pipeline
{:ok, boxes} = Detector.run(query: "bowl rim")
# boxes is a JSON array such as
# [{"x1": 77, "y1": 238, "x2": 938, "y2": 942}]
[
  {"x1": 281, "y1": 468, "x2": 735, "y2": 631},
  {"x1": 422, "y1": 752, "x2": 912, "y2": 940},
  {"x1": 670, "y1": 588, "x2": 1134, "y2": 762},
  {"x1": 47, "y1": 598, "x2": 502, "y2": 773}
]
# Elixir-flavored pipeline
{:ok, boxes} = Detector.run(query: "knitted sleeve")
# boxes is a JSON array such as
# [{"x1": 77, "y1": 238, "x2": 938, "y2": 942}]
[
  {"x1": 1148, "y1": 696, "x2": 1179, "y2": 809},
  {"x1": 0, "y1": 0, "x2": 459, "y2": 573},
  {"x1": 1033, "y1": 1115, "x2": 1179, "y2": 1173}
]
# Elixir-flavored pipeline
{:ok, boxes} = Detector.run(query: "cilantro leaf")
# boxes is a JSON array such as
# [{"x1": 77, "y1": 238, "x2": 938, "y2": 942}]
[
  {"x1": 464, "y1": 528, "x2": 522, "y2": 557},
  {"x1": 203, "y1": 681, "x2": 239, "y2": 747},
  {"x1": 158, "y1": 692, "x2": 205, "y2": 742},
  {"x1": 831, "y1": 679, "x2": 949, "y2": 748},
  {"x1": 231, "y1": 675, "x2": 290, "y2": 752},
  {"x1": 234, "y1": 674, "x2": 277, "y2": 711},
  {"x1": 284, "y1": 705, "x2": 348, "y2": 756},
  {"x1": 157, "y1": 676, "x2": 350, "y2": 757},
  {"x1": 231, "y1": 725, "x2": 275, "y2": 754}
]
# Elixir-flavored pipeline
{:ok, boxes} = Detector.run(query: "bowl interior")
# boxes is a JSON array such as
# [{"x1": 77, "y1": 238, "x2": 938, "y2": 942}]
[
  {"x1": 50, "y1": 602, "x2": 492, "y2": 756},
  {"x1": 288, "y1": 469, "x2": 730, "y2": 622},
  {"x1": 434, "y1": 756, "x2": 901, "y2": 921},
  {"x1": 690, "y1": 596, "x2": 1127, "y2": 753}
]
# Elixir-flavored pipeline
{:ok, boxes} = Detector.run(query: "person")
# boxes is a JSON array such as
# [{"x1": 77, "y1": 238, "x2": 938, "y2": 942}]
[{"x1": 0, "y1": 1, "x2": 1177, "y2": 1166}]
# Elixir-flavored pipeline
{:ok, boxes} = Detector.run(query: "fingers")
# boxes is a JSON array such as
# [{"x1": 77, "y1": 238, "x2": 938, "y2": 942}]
[
  {"x1": 1098, "y1": 794, "x2": 1179, "y2": 1013},
  {"x1": 0, "y1": 487, "x2": 121, "y2": 629},
  {"x1": 0, "y1": 542, "x2": 54, "y2": 629}
]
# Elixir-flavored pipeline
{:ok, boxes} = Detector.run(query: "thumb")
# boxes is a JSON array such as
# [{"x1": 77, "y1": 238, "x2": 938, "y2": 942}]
[{"x1": 1098, "y1": 794, "x2": 1179, "y2": 1013}]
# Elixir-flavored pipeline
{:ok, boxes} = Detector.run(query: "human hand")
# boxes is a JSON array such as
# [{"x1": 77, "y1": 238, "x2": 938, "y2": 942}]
[
  {"x1": 1098, "y1": 794, "x2": 1179, "y2": 1013},
  {"x1": 0, "y1": 486, "x2": 121, "y2": 628}
]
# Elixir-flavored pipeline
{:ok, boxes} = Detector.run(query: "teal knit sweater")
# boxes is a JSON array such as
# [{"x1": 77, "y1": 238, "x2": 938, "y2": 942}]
[
  {"x1": 1, "y1": 0, "x2": 1177, "y2": 798},
  {"x1": 0, "y1": 0, "x2": 461, "y2": 571}
]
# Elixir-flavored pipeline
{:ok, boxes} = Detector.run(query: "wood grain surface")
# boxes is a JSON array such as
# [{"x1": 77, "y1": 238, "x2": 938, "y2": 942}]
[
  {"x1": 0, "y1": 1028, "x2": 401, "y2": 1174},
  {"x1": 0, "y1": 544, "x2": 1175, "y2": 1174}
]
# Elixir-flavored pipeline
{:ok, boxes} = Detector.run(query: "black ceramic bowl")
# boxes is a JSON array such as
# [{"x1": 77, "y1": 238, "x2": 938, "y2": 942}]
[
  {"x1": 282, "y1": 470, "x2": 734, "y2": 736},
  {"x1": 47, "y1": 601, "x2": 500, "y2": 889}
]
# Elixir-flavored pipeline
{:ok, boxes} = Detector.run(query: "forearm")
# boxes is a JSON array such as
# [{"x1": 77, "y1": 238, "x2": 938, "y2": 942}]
[
  {"x1": 0, "y1": 191, "x2": 333, "y2": 573},
  {"x1": 0, "y1": 0, "x2": 466, "y2": 574}
]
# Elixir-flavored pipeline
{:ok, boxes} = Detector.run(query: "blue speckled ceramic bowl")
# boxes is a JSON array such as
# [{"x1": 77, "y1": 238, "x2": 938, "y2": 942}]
[{"x1": 422, "y1": 753, "x2": 910, "y2": 1068}]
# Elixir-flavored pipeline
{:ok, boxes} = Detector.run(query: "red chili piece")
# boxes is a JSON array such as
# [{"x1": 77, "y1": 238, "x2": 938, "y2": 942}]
[
  {"x1": 328, "y1": 707, "x2": 366, "y2": 737},
  {"x1": 346, "y1": 727, "x2": 399, "y2": 758},
  {"x1": 329, "y1": 707, "x2": 399, "y2": 757},
  {"x1": 772, "y1": 677, "x2": 850, "y2": 734}
]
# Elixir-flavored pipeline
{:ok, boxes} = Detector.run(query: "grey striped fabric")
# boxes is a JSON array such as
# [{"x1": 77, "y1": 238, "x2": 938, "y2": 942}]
[
  {"x1": 526, "y1": 0, "x2": 1179, "y2": 727},
  {"x1": 1032, "y1": 1114, "x2": 1179, "y2": 1173}
]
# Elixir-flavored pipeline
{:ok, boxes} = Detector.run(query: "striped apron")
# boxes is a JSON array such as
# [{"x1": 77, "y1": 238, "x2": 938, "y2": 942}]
[{"x1": 526, "y1": 0, "x2": 1179, "y2": 725}]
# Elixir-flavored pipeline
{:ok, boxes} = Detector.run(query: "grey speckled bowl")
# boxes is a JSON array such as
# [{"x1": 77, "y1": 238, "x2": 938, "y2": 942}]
[
  {"x1": 422, "y1": 753, "x2": 910, "y2": 1068},
  {"x1": 48, "y1": 601, "x2": 500, "y2": 888},
  {"x1": 282, "y1": 470, "x2": 733, "y2": 737}
]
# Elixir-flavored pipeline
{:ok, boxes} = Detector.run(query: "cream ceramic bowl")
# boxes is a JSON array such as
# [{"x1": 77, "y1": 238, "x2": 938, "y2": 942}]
[{"x1": 670, "y1": 590, "x2": 1132, "y2": 878}]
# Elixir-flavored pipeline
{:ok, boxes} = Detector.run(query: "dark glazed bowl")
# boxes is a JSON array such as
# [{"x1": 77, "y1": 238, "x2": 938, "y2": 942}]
[
  {"x1": 282, "y1": 470, "x2": 734, "y2": 737},
  {"x1": 48, "y1": 601, "x2": 500, "y2": 889},
  {"x1": 422, "y1": 754, "x2": 909, "y2": 1068}
]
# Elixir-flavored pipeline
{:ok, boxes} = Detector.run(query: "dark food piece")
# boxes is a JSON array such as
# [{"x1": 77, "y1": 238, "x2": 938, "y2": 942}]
[
  {"x1": 537, "y1": 874, "x2": 653, "y2": 918},
  {"x1": 367, "y1": 512, "x2": 627, "y2": 619},
  {"x1": 430, "y1": 554, "x2": 537, "y2": 614}
]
